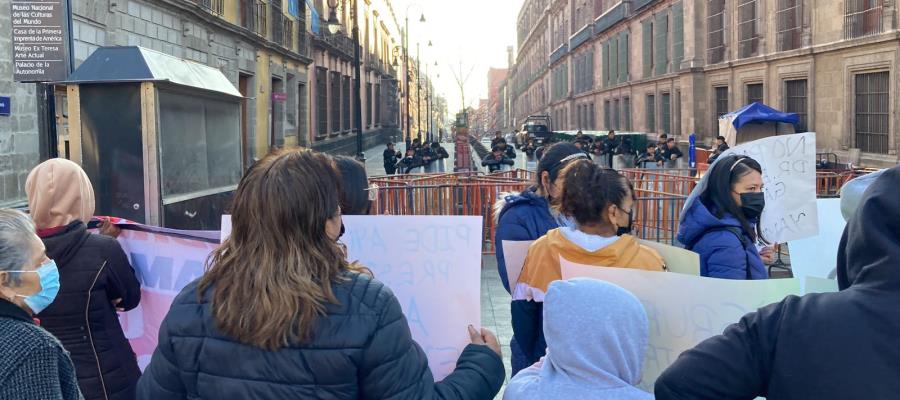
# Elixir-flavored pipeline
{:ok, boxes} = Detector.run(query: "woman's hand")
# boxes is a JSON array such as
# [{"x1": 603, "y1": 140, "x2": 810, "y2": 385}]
[
  {"x1": 468, "y1": 325, "x2": 502, "y2": 357},
  {"x1": 759, "y1": 245, "x2": 776, "y2": 265},
  {"x1": 98, "y1": 220, "x2": 122, "y2": 238}
]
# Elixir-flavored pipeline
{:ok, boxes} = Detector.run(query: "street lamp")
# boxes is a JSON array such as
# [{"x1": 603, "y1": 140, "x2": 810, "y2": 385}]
[
  {"x1": 403, "y1": 4, "x2": 426, "y2": 149},
  {"x1": 327, "y1": 0, "x2": 365, "y2": 163}
]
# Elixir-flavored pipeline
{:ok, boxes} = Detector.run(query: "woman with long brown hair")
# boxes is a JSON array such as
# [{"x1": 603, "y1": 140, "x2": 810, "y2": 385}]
[{"x1": 137, "y1": 149, "x2": 505, "y2": 399}]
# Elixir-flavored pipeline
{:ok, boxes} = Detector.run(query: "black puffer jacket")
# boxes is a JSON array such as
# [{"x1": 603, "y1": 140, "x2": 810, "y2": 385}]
[
  {"x1": 655, "y1": 165, "x2": 900, "y2": 399},
  {"x1": 38, "y1": 222, "x2": 142, "y2": 400},
  {"x1": 137, "y1": 271, "x2": 505, "y2": 399}
]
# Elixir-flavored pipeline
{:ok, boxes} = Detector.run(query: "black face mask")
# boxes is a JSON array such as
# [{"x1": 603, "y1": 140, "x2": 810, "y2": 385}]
[
  {"x1": 339, "y1": 222, "x2": 345, "y2": 239},
  {"x1": 616, "y1": 209, "x2": 634, "y2": 236},
  {"x1": 739, "y1": 192, "x2": 766, "y2": 220}
]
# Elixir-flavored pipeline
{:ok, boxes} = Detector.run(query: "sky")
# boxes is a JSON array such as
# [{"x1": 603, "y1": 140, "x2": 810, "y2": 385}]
[{"x1": 387, "y1": 0, "x2": 525, "y2": 114}]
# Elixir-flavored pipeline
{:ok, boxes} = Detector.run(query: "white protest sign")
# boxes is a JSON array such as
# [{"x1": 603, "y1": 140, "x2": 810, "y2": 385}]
[
  {"x1": 788, "y1": 198, "x2": 845, "y2": 284},
  {"x1": 718, "y1": 132, "x2": 818, "y2": 243},
  {"x1": 501, "y1": 240, "x2": 533, "y2": 288},
  {"x1": 220, "y1": 215, "x2": 232, "y2": 243},
  {"x1": 560, "y1": 259, "x2": 802, "y2": 391},
  {"x1": 638, "y1": 239, "x2": 700, "y2": 275},
  {"x1": 342, "y1": 216, "x2": 483, "y2": 381}
]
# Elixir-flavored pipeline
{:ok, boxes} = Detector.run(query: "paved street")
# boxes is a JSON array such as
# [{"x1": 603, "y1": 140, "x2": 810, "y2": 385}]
[
  {"x1": 361, "y1": 143, "x2": 458, "y2": 176},
  {"x1": 481, "y1": 256, "x2": 514, "y2": 398}
]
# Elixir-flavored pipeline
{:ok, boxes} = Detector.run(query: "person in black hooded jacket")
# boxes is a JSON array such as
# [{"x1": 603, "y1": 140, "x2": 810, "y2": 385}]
[
  {"x1": 655, "y1": 165, "x2": 900, "y2": 399},
  {"x1": 26, "y1": 158, "x2": 142, "y2": 400}
]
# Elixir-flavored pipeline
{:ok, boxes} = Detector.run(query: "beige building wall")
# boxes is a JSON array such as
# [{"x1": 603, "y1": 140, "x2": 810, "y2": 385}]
[{"x1": 510, "y1": 0, "x2": 900, "y2": 167}]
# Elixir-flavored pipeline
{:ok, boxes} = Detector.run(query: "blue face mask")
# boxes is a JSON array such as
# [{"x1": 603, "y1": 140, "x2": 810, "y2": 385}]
[{"x1": 12, "y1": 260, "x2": 61, "y2": 314}]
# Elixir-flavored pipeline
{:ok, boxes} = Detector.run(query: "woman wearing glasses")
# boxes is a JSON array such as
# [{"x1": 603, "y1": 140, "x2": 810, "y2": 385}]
[{"x1": 494, "y1": 142, "x2": 589, "y2": 376}]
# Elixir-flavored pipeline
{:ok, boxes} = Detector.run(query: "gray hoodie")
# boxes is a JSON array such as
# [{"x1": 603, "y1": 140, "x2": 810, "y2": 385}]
[{"x1": 503, "y1": 278, "x2": 653, "y2": 400}]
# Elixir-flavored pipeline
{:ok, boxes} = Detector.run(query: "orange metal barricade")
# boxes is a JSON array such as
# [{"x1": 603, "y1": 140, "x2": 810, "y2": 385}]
[{"x1": 369, "y1": 175, "x2": 532, "y2": 253}]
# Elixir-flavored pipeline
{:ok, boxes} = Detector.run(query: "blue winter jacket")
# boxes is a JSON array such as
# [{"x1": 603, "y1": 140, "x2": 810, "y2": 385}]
[
  {"x1": 494, "y1": 188, "x2": 559, "y2": 292},
  {"x1": 677, "y1": 199, "x2": 768, "y2": 280}
]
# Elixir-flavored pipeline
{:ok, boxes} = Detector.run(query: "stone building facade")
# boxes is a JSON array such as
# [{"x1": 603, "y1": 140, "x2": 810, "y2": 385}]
[
  {"x1": 509, "y1": 0, "x2": 900, "y2": 166},
  {"x1": 0, "y1": 0, "x2": 409, "y2": 204}
]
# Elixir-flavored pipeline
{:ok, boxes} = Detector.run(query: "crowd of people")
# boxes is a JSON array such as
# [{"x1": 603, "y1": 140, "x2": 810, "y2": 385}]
[
  {"x1": 383, "y1": 138, "x2": 451, "y2": 175},
  {"x1": 2, "y1": 140, "x2": 898, "y2": 399}
]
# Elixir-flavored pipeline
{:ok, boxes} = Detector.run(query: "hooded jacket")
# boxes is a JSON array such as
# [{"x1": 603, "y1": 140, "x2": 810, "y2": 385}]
[
  {"x1": 493, "y1": 189, "x2": 559, "y2": 293},
  {"x1": 677, "y1": 199, "x2": 768, "y2": 280},
  {"x1": 27, "y1": 159, "x2": 142, "y2": 400},
  {"x1": 511, "y1": 229, "x2": 664, "y2": 372},
  {"x1": 656, "y1": 165, "x2": 900, "y2": 399},
  {"x1": 504, "y1": 278, "x2": 653, "y2": 400}
]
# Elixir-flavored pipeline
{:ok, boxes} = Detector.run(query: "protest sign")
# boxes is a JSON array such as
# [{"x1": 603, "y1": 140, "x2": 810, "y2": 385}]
[
  {"x1": 114, "y1": 226, "x2": 218, "y2": 371},
  {"x1": 560, "y1": 259, "x2": 802, "y2": 391},
  {"x1": 638, "y1": 239, "x2": 700, "y2": 275},
  {"x1": 502, "y1": 240, "x2": 534, "y2": 287},
  {"x1": 717, "y1": 132, "x2": 818, "y2": 243},
  {"x1": 788, "y1": 198, "x2": 845, "y2": 284},
  {"x1": 342, "y1": 216, "x2": 483, "y2": 381},
  {"x1": 805, "y1": 277, "x2": 840, "y2": 294}
]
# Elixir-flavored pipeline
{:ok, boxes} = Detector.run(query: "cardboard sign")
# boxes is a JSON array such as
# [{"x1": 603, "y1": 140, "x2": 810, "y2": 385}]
[
  {"x1": 342, "y1": 216, "x2": 483, "y2": 381},
  {"x1": 638, "y1": 239, "x2": 700, "y2": 275},
  {"x1": 501, "y1": 240, "x2": 534, "y2": 287},
  {"x1": 560, "y1": 259, "x2": 804, "y2": 391},
  {"x1": 788, "y1": 198, "x2": 846, "y2": 284},
  {"x1": 716, "y1": 132, "x2": 818, "y2": 243}
]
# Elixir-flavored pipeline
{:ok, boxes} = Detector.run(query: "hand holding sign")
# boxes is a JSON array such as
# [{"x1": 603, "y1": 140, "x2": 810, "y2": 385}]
[{"x1": 342, "y1": 215, "x2": 483, "y2": 381}]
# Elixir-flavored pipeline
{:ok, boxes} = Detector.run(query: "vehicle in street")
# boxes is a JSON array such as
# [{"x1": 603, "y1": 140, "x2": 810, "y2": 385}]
[{"x1": 523, "y1": 115, "x2": 554, "y2": 144}]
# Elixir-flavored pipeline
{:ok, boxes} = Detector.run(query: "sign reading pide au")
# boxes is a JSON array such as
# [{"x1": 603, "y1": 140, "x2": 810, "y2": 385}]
[{"x1": 11, "y1": 0, "x2": 69, "y2": 82}]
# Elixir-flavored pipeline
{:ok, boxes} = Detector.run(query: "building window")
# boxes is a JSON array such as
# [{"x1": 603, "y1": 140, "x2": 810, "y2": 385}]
[
  {"x1": 330, "y1": 71, "x2": 341, "y2": 133},
  {"x1": 675, "y1": 90, "x2": 682, "y2": 136},
  {"x1": 602, "y1": 42, "x2": 610, "y2": 87},
  {"x1": 618, "y1": 31, "x2": 629, "y2": 84},
  {"x1": 661, "y1": 93, "x2": 671, "y2": 135},
  {"x1": 655, "y1": 12, "x2": 669, "y2": 75},
  {"x1": 270, "y1": 1, "x2": 284, "y2": 45},
  {"x1": 854, "y1": 71, "x2": 889, "y2": 154},
  {"x1": 672, "y1": 2, "x2": 684, "y2": 71},
  {"x1": 746, "y1": 83, "x2": 764, "y2": 105},
  {"x1": 738, "y1": 0, "x2": 759, "y2": 58},
  {"x1": 375, "y1": 83, "x2": 382, "y2": 126},
  {"x1": 777, "y1": 0, "x2": 802, "y2": 51},
  {"x1": 708, "y1": 0, "x2": 726, "y2": 64},
  {"x1": 316, "y1": 67, "x2": 327, "y2": 137},
  {"x1": 784, "y1": 79, "x2": 808, "y2": 132},
  {"x1": 589, "y1": 103, "x2": 595, "y2": 130},
  {"x1": 642, "y1": 19, "x2": 654, "y2": 78},
  {"x1": 715, "y1": 86, "x2": 730, "y2": 127},
  {"x1": 613, "y1": 99, "x2": 621, "y2": 130},
  {"x1": 604, "y1": 100, "x2": 611, "y2": 128},
  {"x1": 342, "y1": 76, "x2": 351, "y2": 131},
  {"x1": 646, "y1": 94, "x2": 656, "y2": 133},
  {"x1": 366, "y1": 82, "x2": 373, "y2": 128},
  {"x1": 194, "y1": 0, "x2": 224, "y2": 15},
  {"x1": 623, "y1": 97, "x2": 632, "y2": 131},
  {"x1": 241, "y1": 0, "x2": 266, "y2": 35},
  {"x1": 845, "y1": 0, "x2": 884, "y2": 39}
]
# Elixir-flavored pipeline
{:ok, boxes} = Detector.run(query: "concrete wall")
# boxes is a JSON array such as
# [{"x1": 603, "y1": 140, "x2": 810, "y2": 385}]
[{"x1": 0, "y1": 0, "x2": 41, "y2": 207}]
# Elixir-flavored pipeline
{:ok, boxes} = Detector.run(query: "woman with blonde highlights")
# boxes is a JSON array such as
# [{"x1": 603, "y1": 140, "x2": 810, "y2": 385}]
[{"x1": 137, "y1": 149, "x2": 505, "y2": 399}]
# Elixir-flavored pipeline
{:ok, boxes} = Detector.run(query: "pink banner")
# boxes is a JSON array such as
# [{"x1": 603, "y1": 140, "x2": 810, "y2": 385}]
[{"x1": 110, "y1": 223, "x2": 219, "y2": 370}]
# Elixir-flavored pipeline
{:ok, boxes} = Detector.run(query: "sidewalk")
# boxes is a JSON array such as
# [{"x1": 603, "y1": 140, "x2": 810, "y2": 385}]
[{"x1": 481, "y1": 255, "x2": 513, "y2": 398}]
